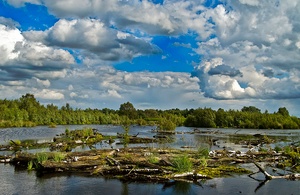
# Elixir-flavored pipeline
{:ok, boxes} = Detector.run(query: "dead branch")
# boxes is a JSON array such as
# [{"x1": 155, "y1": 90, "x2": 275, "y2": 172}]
[
  {"x1": 253, "y1": 161, "x2": 300, "y2": 180},
  {"x1": 173, "y1": 172, "x2": 210, "y2": 179},
  {"x1": 105, "y1": 156, "x2": 121, "y2": 166},
  {"x1": 102, "y1": 167, "x2": 162, "y2": 176}
]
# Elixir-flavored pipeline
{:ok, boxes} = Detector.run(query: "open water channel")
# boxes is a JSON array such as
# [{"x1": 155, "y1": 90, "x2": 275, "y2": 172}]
[{"x1": 0, "y1": 125, "x2": 299, "y2": 195}]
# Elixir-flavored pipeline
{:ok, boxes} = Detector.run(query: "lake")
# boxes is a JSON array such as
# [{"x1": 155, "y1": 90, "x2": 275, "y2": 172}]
[{"x1": 0, "y1": 125, "x2": 300, "y2": 195}]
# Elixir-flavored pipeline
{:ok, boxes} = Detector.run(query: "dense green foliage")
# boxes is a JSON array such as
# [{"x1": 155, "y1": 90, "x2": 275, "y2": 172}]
[
  {"x1": 184, "y1": 106, "x2": 300, "y2": 129},
  {"x1": 0, "y1": 94, "x2": 299, "y2": 129}
]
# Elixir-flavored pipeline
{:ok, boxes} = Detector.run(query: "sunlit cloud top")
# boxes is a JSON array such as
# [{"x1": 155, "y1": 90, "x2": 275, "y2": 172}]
[{"x1": 0, "y1": 0, "x2": 300, "y2": 116}]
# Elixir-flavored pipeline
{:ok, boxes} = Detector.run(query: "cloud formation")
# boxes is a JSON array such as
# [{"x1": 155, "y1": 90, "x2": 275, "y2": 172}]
[
  {"x1": 193, "y1": 1, "x2": 300, "y2": 100},
  {"x1": 24, "y1": 19, "x2": 160, "y2": 62},
  {"x1": 1, "y1": 0, "x2": 300, "y2": 116},
  {"x1": 0, "y1": 21, "x2": 74, "y2": 83}
]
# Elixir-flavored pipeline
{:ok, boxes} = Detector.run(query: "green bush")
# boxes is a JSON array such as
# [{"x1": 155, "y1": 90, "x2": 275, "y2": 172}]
[{"x1": 158, "y1": 119, "x2": 176, "y2": 131}]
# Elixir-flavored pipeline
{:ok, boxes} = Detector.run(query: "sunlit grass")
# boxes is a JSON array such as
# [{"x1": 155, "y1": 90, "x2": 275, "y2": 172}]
[
  {"x1": 172, "y1": 154, "x2": 193, "y2": 173},
  {"x1": 52, "y1": 152, "x2": 66, "y2": 162},
  {"x1": 36, "y1": 152, "x2": 48, "y2": 164}
]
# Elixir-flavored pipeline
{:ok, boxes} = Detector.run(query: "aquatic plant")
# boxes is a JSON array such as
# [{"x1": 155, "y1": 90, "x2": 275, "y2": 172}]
[
  {"x1": 65, "y1": 128, "x2": 70, "y2": 136},
  {"x1": 27, "y1": 160, "x2": 34, "y2": 170},
  {"x1": 9, "y1": 139, "x2": 22, "y2": 146},
  {"x1": 199, "y1": 157, "x2": 208, "y2": 168},
  {"x1": 52, "y1": 152, "x2": 65, "y2": 162},
  {"x1": 81, "y1": 128, "x2": 94, "y2": 137},
  {"x1": 122, "y1": 124, "x2": 130, "y2": 148},
  {"x1": 274, "y1": 145, "x2": 282, "y2": 153},
  {"x1": 48, "y1": 123, "x2": 57, "y2": 128},
  {"x1": 195, "y1": 147, "x2": 209, "y2": 159},
  {"x1": 147, "y1": 154, "x2": 159, "y2": 164},
  {"x1": 261, "y1": 135, "x2": 273, "y2": 144},
  {"x1": 172, "y1": 154, "x2": 193, "y2": 173},
  {"x1": 36, "y1": 152, "x2": 48, "y2": 164}
]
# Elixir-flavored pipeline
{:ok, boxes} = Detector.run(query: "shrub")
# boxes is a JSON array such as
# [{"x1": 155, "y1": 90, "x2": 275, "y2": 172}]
[{"x1": 158, "y1": 119, "x2": 176, "y2": 131}]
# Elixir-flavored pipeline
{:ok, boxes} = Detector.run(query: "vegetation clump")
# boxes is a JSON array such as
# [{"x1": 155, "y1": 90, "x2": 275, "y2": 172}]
[
  {"x1": 36, "y1": 152, "x2": 48, "y2": 164},
  {"x1": 6, "y1": 143, "x2": 300, "y2": 184},
  {"x1": 50, "y1": 128, "x2": 104, "y2": 152},
  {"x1": 171, "y1": 154, "x2": 193, "y2": 173},
  {"x1": 197, "y1": 165, "x2": 251, "y2": 178},
  {"x1": 52, "y1": 152, "x2": 66, "y2": 162}
]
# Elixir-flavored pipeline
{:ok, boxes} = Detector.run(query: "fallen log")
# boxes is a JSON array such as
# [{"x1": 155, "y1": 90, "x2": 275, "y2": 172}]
[
  {"x1": 102, "y1": 167, "x2": 163, "y2": 176},
  {"x1": 253, "y1": 161, "x2": 300, "y2": 180},
  {"x1": 105, "y1": 156, "x2": 120, "y2": 166},
  {"x1": 173, "y1": 172, "x2": 211, "y2": 180}
]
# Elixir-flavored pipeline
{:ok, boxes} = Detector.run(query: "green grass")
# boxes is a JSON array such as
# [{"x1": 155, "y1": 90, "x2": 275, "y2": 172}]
[
  {"x1": 36, "y1": 152, "x2": 49, "y2": 164},
  {"x1": 52, "y1": 152, "x2": 65, "y2": 162},
  {"x1": 172, "y1": 154, "x2": 193, "y2": 173},
  {"x1": 147, "y1": 154, "x2": 159, "y2": 164},
  {"x1": 195, "y1": 147, "x2": 209, "y2": 159}
]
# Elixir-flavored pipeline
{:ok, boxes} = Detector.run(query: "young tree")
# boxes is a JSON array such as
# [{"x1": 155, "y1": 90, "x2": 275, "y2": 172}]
[
  {"x1": 277, "y1": 107, "x2": 290, "y2": 117},
  {"x1": 119, "y1": 102, "x2": 137, "y2": 119}
]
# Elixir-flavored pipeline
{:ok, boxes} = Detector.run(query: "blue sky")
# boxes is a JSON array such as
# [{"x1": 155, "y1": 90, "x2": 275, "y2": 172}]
[{"x1": 1, "y1": 0, "x2": 300, "y2": 117}]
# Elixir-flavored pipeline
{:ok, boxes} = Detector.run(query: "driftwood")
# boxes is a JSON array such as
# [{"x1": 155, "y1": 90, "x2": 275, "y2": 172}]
[
  {"x1": 100, "y1": 165, "x2": 164, "y2": 180},
  {"x1": 173, "y1": 172, "x2": 210, "y2": 179},
  {"x1": 0, "y1": 155, "x2": 12, "y2": 163},
  {"x1": 105, "y1": 156, "x2": 121, "y2": 166},
  {"x1": 42, "y1": 161, "x2": 100, "y2": 171},
  {"x1": 252, "y1": 161, "x2": 300, "y2": 180}
]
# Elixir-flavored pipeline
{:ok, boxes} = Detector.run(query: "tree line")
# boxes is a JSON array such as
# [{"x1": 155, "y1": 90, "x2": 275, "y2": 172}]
[{"x1": 0, "y1": 94, "x2": 299, "y2": 129}]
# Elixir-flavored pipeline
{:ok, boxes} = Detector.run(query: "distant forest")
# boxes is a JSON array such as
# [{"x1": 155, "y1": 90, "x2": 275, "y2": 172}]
[{"x1": 0, "y1": 93, "x2": 299, "y2": 129}]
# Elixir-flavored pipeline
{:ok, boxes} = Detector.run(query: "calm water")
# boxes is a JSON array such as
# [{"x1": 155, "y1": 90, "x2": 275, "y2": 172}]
[
  {"x1": 0, "y1": 125, "x2": 300, "y2": 195},
  {"x1": 1, "y1": 163, "x2": 300, "y2": 195}
]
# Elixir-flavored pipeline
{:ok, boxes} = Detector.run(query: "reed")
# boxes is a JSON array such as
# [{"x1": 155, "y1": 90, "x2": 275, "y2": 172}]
[
  {"x1": 36, "y1": 152, "x2": 48, "y2": 164},
  {"x1": 172, "y1": 154, "x2": 193, "y2": 173},
  {"x1": 52, "y1": 152, "x2": 65, "y2": 162}
]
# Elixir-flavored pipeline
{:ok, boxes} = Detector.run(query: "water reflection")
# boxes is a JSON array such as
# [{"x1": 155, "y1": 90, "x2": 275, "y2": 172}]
[
  {"x1": 162, "y1": 181, "x2": 194, "y2": 194},
  {"x1": 1, "y1": 163, "x2": 300, "y2": 195}
]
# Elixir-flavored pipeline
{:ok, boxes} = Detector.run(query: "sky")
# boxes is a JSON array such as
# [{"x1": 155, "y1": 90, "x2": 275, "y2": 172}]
[{"x1": 0, "y1": 0, "x2": 300, "y2": 116}]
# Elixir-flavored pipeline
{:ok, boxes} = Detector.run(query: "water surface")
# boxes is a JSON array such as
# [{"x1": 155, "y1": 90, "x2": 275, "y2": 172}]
[{"x1": 0, "y1": 125, "x2": 299, "y2": 194}]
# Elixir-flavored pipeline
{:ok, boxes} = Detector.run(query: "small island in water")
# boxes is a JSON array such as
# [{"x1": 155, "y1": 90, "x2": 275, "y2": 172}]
[{"x1": 1, "y1": 126, "x2": 299, "y2": 186}]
